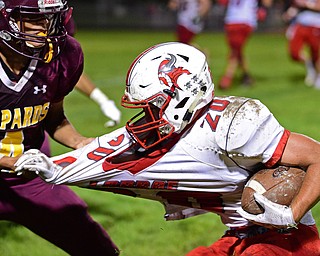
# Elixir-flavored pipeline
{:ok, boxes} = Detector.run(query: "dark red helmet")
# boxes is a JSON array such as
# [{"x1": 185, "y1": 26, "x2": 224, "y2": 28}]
[{"x1": 0, "y1": 0, "x2": 71, "y2": 62}]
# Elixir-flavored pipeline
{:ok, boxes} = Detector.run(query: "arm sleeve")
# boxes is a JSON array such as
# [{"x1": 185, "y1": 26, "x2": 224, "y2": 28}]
[{"x1": 52, "y1": 36, "x2": 84, "y2": 102}]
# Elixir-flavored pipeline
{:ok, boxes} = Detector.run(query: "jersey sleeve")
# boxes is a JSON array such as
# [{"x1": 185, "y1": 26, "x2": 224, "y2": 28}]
[
  {"x1": 52, "y1": 35, "x2": 84, "y2": 102},
  {"x1": 215, "y1": 97, "x2": 287, "y2": 165}
]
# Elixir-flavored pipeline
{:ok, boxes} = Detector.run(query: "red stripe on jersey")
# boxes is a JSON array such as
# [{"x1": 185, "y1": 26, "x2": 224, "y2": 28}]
[
  {"x1": 102, "y1": 137, "x2": 177, "y2": 175},
  {"x1": 54, "y1": 156, "x2": 77, "y2": 167},
  {"x1": 265, "y1": 129, "x2": 291, "y2": 168},
  {"x1": 102, "y1": 105, "x2": 209, "y2": 174}
]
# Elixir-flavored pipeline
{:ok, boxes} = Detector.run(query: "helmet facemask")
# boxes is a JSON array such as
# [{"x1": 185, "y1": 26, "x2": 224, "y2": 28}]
[
  {"x1": 122, "y1": 93, "x2": 175, "y2": 149},
  {"x1": 0, "y1": 0, "x2": 70, "y2": 63}
]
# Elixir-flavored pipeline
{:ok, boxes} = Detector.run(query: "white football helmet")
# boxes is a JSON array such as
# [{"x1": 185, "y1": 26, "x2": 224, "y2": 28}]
[{"x1": 122, "y1": 42, "x2": 214, "y2": 149}]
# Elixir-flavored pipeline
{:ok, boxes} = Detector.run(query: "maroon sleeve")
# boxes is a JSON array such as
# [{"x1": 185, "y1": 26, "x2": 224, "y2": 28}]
[
  {"x1": 65, "y1": 17, "x2": 77, "y2": 37},
  {"x1": 52, "y1": 35, "x2": 84, "y2": 102}
]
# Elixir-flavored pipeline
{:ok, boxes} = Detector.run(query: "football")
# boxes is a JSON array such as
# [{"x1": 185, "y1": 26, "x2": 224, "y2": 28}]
[{"x1": 241, "y1": 166, "x2": 305, "y2": 214}]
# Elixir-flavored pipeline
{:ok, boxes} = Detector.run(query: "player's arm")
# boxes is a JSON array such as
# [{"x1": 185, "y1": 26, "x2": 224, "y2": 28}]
[
  {"x1": 44, "y1": 100, "x2": 93, "y2": 150},
  {"x1": 0, "y1": 155, "x2": 19, "y2": 170},
  {"x1": 199, "y1": 0, "x2": 212, "y2": 18},
  {"x1": 294, "y1": 0, "x2": 320, "y2": 11},
  {"x1": 237, "y1": 132, "x2": 320, "y2": 228},
  {"x1": 279, "y1": 132, "x2": 320, "y2": 223},
  {"x1": 75, "y1": 74, "x2": 121, "y2": 126}
]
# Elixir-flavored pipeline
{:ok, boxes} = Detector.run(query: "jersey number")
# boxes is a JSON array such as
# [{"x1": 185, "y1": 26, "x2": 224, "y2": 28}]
[
  {"x1": 203, "y1": 99, "x2": 230, "y2": 132},
  {"x1": 0, "y1": 131, "x2": 24, "y2": 157}
]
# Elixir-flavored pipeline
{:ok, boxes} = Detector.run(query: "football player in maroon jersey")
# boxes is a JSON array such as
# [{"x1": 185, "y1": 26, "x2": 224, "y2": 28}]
[{"x1": 0, "y1": 0, "x2": 119, "y2": 255}]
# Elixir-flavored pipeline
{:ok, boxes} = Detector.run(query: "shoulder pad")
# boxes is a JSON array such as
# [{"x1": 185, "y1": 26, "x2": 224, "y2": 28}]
[{"x1": 215, "y1": 96, "x2": 273, "y2": 151}]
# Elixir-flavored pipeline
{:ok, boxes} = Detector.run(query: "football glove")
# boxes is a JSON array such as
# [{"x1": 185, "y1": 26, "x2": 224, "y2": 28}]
[
  {"x1": 14, "y1": 149, "x2": 62, "y2": 181},
  {"x1": 237, "y1": 193, "x2": 297, "y2": 229},
  {"x1": 100, "y1": 99, "x2": 121, "y2": 127}
]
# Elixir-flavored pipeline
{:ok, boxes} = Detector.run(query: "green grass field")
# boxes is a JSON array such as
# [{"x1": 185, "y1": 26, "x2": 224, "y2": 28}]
[{"x1": 0, "y1": 30, "x2": 319, "y2": 256}]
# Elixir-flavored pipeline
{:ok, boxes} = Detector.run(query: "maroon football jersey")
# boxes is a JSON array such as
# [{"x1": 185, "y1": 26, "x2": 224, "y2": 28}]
[
  {"x1": 65, "y1": 17, "x2": 77, "y2": 37},
  {"x1": 0, "y1": 35, "x2": 84, "y2": 157}
]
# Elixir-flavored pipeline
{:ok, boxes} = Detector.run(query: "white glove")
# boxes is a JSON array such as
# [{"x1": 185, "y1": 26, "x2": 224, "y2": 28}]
[
  {"x1": 237, "y1": 193, "x2": 297, "y2": 229},
  {"x1": 100, "y1": 100, "x2": 121, "y2": 126},
  {"x1": 90, "y1": 88, "x2": 121, "y2": 126},
  {"x1": 14, "y1": 149, "x2": 62, "y2": 181}
]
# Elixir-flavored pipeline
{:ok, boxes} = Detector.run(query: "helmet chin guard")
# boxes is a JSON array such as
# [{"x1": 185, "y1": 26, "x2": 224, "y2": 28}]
[
  {"x1": 122, "y1": 42, "x2": 214, "y2": 149},
  {"x1": 0, "y1": 0, "x2": 70, "y2": 62}
]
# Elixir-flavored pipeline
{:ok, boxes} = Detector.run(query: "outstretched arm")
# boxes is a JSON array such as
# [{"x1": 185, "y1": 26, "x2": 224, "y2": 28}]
[
  {"x1": 75, "y1": 74, "x2": 121, "y2": 126},
  {"x1": 45, "y1": 100, "x2": 93, "y2": 150}
]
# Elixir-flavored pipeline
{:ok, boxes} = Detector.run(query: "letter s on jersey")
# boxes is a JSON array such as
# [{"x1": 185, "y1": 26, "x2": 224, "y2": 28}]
[{"x1": 0, "y1": 102, "x2": 50, "y2": 130}]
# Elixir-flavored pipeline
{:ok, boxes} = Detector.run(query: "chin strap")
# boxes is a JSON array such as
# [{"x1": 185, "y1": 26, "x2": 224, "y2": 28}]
[
  {"x1": 37, "y1": 32, "x2": 54, "y2": 63},
  {"x1": 44, "y1": 38, "x2": 53, "y2": 63},
  {"x1": 180, "y1": 86, "x2": 207, "y2": 131}
]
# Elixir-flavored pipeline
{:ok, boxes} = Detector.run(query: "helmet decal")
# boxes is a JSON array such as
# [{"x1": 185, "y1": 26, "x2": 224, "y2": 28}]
[{"x1": 158, "y1": 53, "x2": 191, "y2": 90}]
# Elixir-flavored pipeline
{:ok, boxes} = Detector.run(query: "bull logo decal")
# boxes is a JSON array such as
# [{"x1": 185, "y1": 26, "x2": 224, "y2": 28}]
[{"x1": 158, "y1": 54, "x2": 190, "y2": 90}]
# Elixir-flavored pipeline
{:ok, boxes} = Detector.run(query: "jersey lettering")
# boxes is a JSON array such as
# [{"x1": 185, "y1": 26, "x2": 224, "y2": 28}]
[
  {"x1": 0, "y1": 102, "x2": 50, "y2": 130},
  {"x1": 89, "y1": 178, "x2": 224, "y2": 213},
  {"x1": 89, "y1": 179, "x2": 178, "y2": 190}
]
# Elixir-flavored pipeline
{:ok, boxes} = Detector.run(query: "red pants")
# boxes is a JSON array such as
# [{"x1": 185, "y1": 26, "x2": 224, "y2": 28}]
[
  {"x1": 288, "y1": 24, "x2": 320, "y2": 64},
  {"x1": 224, "y1": 23, "x2": 253, "y2": 61},
  {"x1": 187, "y1": 224, "x2": 320, "y2": 256},
  {"x1": 176, "y1": 24, "x2": 196, "y2": 45}
]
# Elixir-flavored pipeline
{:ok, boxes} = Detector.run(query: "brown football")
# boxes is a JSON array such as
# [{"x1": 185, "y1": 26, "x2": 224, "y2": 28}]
[{"x1": 241, "y1": 166, "x2": 305, "y2": 214}]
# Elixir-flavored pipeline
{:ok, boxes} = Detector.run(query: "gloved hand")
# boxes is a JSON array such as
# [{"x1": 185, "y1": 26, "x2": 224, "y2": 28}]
[
  {"x1": 100, "y1": 99, "x2": 121, "y2": 127},
  {"x1": 90, "y1": 88, "x2": 121, "y2": 127},
  {"x1": 192, "y1": 16, "x2": 202, "y2": 25},
  {"x1": 14, "y1": 149, "x2": 62, "y2": 181},
  {"x1": 237, "y1": 193, "x2": 297, "y2": 229}
]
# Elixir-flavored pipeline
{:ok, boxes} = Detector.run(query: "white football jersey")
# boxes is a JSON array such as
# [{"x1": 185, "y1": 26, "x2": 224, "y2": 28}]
[
  {"x1": 295, "y1": 4, "x2": 320, "y2": 28},
  {"x1": 224, "y1": 0, "x2": 258, "y2": 28},
  {"x1": 50, "y1": 96, "x2": 314, "y2": 228},
  {"x1": 176, "y1": 0, "x2": 205, "y2": 33}
]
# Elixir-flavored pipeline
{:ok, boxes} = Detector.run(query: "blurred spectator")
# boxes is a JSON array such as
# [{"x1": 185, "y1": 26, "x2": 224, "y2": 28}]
[
  {"x1": 218, "y1": 0, "x2": 272, "y2": 90},
  {"x1": 168, "y1": 0, "x2": 212, "y2": 45},
  {"x1": 283, "y1": 0, "x2": 320, "y2": 89}
]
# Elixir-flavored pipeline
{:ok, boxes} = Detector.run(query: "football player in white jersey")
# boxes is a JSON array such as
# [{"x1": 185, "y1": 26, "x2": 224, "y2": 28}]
[
  {"x1": 168, "y1": 0, "x2": 212, "y2": 45},
  {"x1": 218, "y1": 0, "x2": 272, "y2": 90},
  {"x1": 15, "y1": 42, "x2": 320, "y2": 255},
  {"x1": 283, "y1": 0, "x2": 320, "y2": 89}
]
